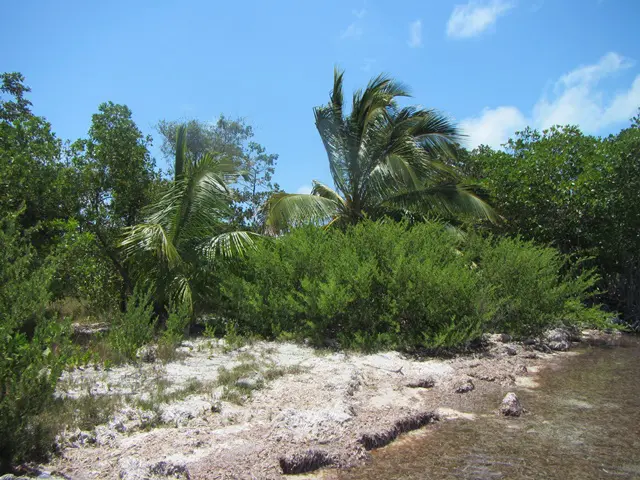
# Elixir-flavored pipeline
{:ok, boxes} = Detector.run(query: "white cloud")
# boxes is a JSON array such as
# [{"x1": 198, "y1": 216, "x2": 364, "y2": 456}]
[
  {"x1": 408, "y1": 19, "x2": 422, "y2": 48},
  {"x1": 460, "y1": 107, "x2": 528, "y2": 149},
  {"x1": 534, "y1": 52, "x2": 635, "y2": 131},
  {"x1": 447, "y1": 0, "x2": 514, "y2": 39},
  {"x1": 557, "y1": 52, "x2": 631, "y2": 90},
  {"x1": 461, "y1": 52, "x2": 640, "y2": 149},
  {"x1": 341, "y1": 9, "x2": 366, "y2": 40},
  {"x1": 296, "y1": 185, "x2": 313, "y2": 195},
  {"x1": 600, "y1": 76, "x2": 640, "y2": 126}
]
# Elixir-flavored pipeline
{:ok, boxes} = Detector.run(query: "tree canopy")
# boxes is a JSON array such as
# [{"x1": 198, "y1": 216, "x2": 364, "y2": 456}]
[{"x1": 264, "y1": 69, "x2": 495, "y2": 232}]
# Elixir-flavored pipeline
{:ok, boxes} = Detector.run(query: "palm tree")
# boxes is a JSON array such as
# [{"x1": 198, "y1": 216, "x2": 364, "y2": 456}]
[
  {"x1": 264, "y1": 69, "x2": 495, "y2": 231},
  {"x1": 121, "y1": 125, "x2": 256, "y2": 313}
]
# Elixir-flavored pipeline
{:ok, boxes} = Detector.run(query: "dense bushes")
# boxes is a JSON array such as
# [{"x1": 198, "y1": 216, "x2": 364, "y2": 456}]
[
  {"x1": 213, "y1": 221, "x2": 606, "y2": 351},
  {"x1": 0, "y1": 215, "x2": 71, "y2": 471},
  {"x1": 467, "y1": 235, "x2": 603, "y2": 337},
  {"x1": 460, "y1": 118, "x2": 640, "y2": 328}
]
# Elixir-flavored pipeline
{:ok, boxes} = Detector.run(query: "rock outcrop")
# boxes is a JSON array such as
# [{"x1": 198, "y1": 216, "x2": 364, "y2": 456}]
[
  {"x1": 544, "y1": 329, "x2": 571, "y2": 351},
  {"x1": 499, "y1": 392, "x2": 523, "y2": 417}
]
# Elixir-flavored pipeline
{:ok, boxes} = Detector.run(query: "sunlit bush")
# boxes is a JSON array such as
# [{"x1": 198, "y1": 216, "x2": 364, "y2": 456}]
[{"x1": 213, "y1": 220, "x2": 606, "y2": 351}]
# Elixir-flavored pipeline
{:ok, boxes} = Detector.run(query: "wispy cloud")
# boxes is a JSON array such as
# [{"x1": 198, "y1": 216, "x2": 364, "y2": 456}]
[
  {"x1": 408, "y1": 19, "x2": 423, "y2": 48},
  {"x1": 341, "y1": 9, "x2": 366, "y2": 40},
  {"x1": 296, "y1": 185, "x2": 313, "y2": 195},
  {"x1": 447, "y1": 0, "x2": 514, "y2": 39},
  {"x1": 461, "y1": 52, "x2": 640, "y2": 149}
]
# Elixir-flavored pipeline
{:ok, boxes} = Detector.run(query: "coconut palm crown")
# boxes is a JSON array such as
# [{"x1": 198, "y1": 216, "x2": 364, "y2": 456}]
[
  {"x1": 121, "y1": 125, "x2": 256, "y2": 312},
  {"x1": 264, "y1": 69, "x2": 495, "y2": 231}
]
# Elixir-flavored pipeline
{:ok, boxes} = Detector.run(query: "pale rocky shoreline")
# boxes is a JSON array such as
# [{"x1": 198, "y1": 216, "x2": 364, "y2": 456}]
[{"x1": 22, "y1": 329, "x2": 617, "y2": 480}]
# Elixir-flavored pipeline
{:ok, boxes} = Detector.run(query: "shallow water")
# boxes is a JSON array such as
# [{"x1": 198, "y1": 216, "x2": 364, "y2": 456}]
[{"x1": 337, "y1": 336, "x2": 640, "y2": 479}]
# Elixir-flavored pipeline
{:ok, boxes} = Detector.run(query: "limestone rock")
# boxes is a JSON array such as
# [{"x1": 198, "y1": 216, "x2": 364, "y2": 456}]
[
  {"x1": 499, "y1": 392, "x2": 523, "y2": 417},
  {"x1": 504, "y1": 344, "x2": 518, "y2": 356},
  {"x1": 454, "y1": 379, "x2": 475, "y2": 394},
  {"x1": 119, "y1": 458, "x2": 190, "y2": 480},
  {"x1": 544, "y1": 328, "x2": 571, "y2": 351},
  {"x1": 235, "y1": 373, "x2": 264, "y2": 390},
  {"x1": 406, "y1": 377, "x2": 435, "y2": 388},
  {"x1": 135, "y1": 344, "x2": 158, "y2": 363}
]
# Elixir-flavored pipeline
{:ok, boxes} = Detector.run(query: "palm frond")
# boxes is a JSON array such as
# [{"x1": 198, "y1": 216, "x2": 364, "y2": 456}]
[
  {"x1": 311, "y1": 181, "x2": 346, "y2": 205},
  {"x1": 314, "y1": 105, "x2": 349, "y2": 195},
  {"x1": 200, "y1": 231, "x2": 260, "y2": 259},
  {"x1": 264, "y1": 192, "x2": 340, "y2": 232},
  {"x1": 380, "y1": 183, "x2": 497, "y2": 222},
  {"x1": 121, "y1": 223, "x2": 183, "y2": 268},
  {"x1": 331, "y1": 67, "x2": 345, "y2": 121},
  {"x1": 169, "y1": 273, "x2": 193, "y2": 313}
]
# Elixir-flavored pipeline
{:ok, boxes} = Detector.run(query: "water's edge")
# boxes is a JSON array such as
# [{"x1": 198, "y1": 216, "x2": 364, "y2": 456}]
[{"x1": 334, "y1": 336, "x2": 640, "y2": 480}]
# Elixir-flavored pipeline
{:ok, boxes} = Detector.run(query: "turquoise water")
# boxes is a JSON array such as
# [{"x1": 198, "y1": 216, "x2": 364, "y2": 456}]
[{"x1": 337, "y1": 337, "x2": 640, "y2": 479}]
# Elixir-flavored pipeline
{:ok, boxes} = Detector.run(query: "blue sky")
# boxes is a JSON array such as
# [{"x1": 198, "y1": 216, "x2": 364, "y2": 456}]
[{"x1": 2, "y1": 0, "x2": 639, "y2": 194}]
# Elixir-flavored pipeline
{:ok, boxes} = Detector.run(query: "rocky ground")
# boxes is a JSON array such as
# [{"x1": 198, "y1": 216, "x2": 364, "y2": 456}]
[{"x1": 32, "y1": 328, "x2": 615, "y2": 480}]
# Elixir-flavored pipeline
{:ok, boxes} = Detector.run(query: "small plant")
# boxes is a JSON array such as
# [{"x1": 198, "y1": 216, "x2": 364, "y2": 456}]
[
  {"x1": 47, "y1": 392, "x2": 124, "y2": 433},
  {"x1": 222, "y1": 322, "x2": 251, "y2": 352},
  {"x1": 163, "y1": 301, "x2": 191, "y2": 343},
  {"x1": 262, "y1": 364, "x2": 305, "y2": 381},
  {"x1": 203, "y1": 322, "x2": 218, "y2": 339},
  {"x1": 215, "y1": 360, "x2": 303, "y2": 405},
  {"x1": 107, "y1": 285, "x2": 157, "y2": 362},
  {"x1": 155, "y1": 301, "x2": 192, "y2": 363}
]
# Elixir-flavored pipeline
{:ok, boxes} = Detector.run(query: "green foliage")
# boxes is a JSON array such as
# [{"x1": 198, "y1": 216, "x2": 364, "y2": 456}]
[
  {"x1": 467, "y1": 235, "x2": 605, "y2": 337},
  {"x1": 463, "y1": 118, "x2": 640, "y2": 327},
  {"x1": 107, "y1": 286, "x2": 157, "y2": 362},
  {"x1": 157, "y1": 116, "x2": 280, "y2": 230},
  {"x1": 48, "y1": 219, "x2": 120, "y2": 314},
  {"x1": 163, "y1": 301, "x2": 191, "y2": 343},
  {"x1": 0, "y1": 73, "x2": 75, "y2": 248},
  {"x1": 158, "y1": 301, "x2": 192, "y2": 361},
  {"x1": 0, "y1": 213, "x2": 71, "y2": 471},
  {"x1": 68, "y1": 101, "x2": 158, "y2": 309},
  {"x1": 69, "y1": 102, "x2": 156, "y2": 228},
  {"x1": 122, "y1": 124, "x2": 258, "y2": 315},
  {"x1": 264, "y1": 69, "x2": 495, "y2": 233},
  {"x1": 214, "y1": 221, "x2": 604, "y2": 350}
]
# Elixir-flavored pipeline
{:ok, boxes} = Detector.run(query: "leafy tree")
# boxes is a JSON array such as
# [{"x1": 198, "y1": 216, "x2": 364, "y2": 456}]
[
  {"x1": 157, "y1": 116, "x2": 280, "y2": 230},
  {"x1": 465, "y1": 118, "x2": 640, "y2": 327},
  {"x1": 68, "y1": 102, "x2": 158, "y2": 306},
  {"x1": 465, "y1": 126, "x2": 600, "y2": 250},
  {"x1": 0, "y1": 73, "x2": 74, "y2": 245},
  {"x1": 234, "y1": 141, "x2": 280, "y2": 228},
  {"x1": 122, "y1": 125, "x2": 257, "y2": 315},
  {"x1": 264, "y1": 69, "x2": 494, "y2": 231},
  {"x1": 157, "y1": 116, "x2": 251, "y2": 161}
]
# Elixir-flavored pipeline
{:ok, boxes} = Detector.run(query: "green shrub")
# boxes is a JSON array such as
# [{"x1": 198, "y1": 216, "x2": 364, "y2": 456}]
[
  {"x1": 0, "y1": 214, "x2": 71, "y2": 472},
  {"x1": 48, "y1": 219, "x2": 121, "y2": 315},
  {"x1": 214, "y1": 220, "x2": 606, "y2": 350},
  {"x1": 467, "y1": 235, "x2": 606, "y2": 337},
  {"x1": 216, "y1": 221, "x2": 487, "y2": 351},
  {"x1": 163, "y1": 301, "x2": 191, "y2": 343},
  {"x1": 156, "y1": 301, "x2": 192, "y2": 362},
  {"x1": 107, "y1": 285, "x2": 156, "y2": 362}
]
